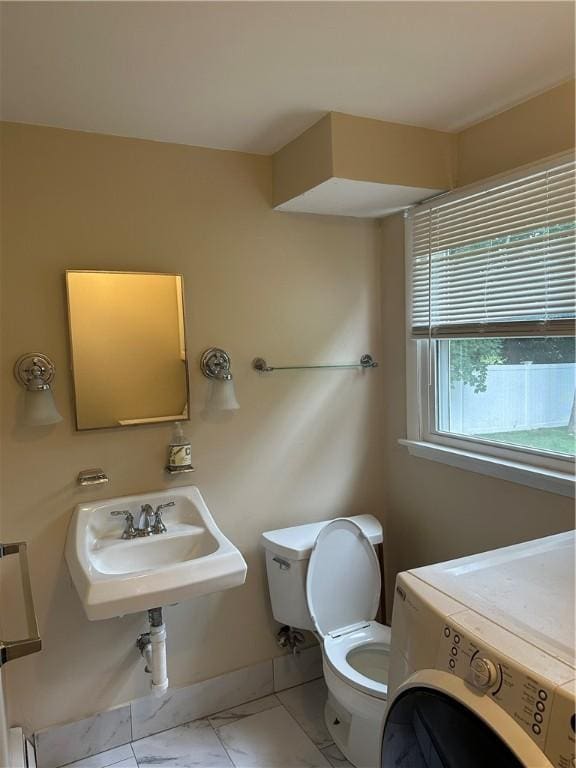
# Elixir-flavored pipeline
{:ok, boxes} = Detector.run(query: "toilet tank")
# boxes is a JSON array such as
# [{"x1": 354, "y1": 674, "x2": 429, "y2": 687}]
[{"x1": 261, "y1": 515, "x2": 383, "y2": 631}]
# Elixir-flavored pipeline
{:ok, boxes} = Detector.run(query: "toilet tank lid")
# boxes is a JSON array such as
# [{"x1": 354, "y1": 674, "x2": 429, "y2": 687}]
[{"x1": 261, "y1": 514, "x2": 382, "y2": 561}]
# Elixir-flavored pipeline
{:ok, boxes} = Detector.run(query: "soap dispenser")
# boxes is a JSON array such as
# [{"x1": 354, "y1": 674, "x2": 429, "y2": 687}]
[{"x1": 166, "y1": 422, "x2": 194, "y2": 474}]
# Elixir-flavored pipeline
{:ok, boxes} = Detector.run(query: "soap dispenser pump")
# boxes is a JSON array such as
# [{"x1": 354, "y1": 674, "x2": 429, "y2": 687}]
[{"x1": 166, "y1": 422, "x2": 194, "y2": 474}]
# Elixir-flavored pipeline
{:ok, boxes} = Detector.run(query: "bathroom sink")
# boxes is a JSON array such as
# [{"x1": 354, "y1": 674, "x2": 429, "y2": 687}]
[
  {"x1": 91, "y1": 527, "x2": 215, "y2": 575},
  {"x1": 65, "y1": 486, "x2": 247, "y2": 620}
]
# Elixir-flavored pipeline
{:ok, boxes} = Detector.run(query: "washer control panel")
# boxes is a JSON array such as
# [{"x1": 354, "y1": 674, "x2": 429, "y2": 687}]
[
  {"x1": 437, "y1": 622, "x2": 575, "y2": 767},
  {"x1": 545, "y1": 682, "x2": 576, "y2": 768}
]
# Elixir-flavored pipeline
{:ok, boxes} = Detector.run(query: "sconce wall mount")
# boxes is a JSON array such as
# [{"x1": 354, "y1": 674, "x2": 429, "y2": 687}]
[
  {"x1": 200, "y1": 347, "x2": 239, "y2": 411},
  {"x1": 14, "y1": 352, "x2": 63, "y2": 426},
  {"x1": 14, "y1": 353, "x2": 56, "y2": 391},
  {"x1": 200, "y1": 348, "x2": 233, "y2": 381}
]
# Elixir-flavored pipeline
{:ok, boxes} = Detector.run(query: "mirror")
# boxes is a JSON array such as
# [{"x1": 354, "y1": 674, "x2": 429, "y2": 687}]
[{"x1": 66, "y1": 271, "x2": 189, "y2": 430}]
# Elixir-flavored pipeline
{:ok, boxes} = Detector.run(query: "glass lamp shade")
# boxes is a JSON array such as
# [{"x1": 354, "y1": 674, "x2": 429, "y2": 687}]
[
  {"x1": 207, "y1": 378, "x2": 240, "y2": 411},
  {"x1": 23, "y1": 385, "x2": 63, "y2": 426}
]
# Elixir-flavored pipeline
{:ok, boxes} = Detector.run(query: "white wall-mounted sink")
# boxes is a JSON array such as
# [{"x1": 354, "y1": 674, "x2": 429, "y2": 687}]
[{"x1": 65, "y1": 486, "x2": 247, "y2": 620}]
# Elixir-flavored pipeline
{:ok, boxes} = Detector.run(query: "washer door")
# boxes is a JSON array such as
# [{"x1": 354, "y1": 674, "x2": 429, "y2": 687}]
[{"x1": 381, "y1": 672, "x2": 553, "y2": 768}]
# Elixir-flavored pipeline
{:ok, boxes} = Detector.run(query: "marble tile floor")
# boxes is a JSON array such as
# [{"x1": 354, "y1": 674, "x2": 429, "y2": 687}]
[{"x1": 62, "y1": 679, "x2": 354, "y2": 768}]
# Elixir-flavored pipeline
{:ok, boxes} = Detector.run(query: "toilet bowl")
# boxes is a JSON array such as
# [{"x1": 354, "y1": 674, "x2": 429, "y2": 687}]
[
  {"x1": 323, "y1": 620, "x2": 391, "y2": 698},
  {"x1": 261, "y1": 515, "x2": 390, "y2": 768}
]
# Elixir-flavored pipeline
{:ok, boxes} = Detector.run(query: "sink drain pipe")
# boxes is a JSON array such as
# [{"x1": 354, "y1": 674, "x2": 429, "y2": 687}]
[{"x1": 136, "y1": 607, "x2": 169, "y2": 697}]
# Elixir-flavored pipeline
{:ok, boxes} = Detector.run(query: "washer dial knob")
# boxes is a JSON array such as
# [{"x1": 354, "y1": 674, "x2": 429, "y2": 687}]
[{"x1": 471, "y1": 657, "x2": 498, "y2": 690}]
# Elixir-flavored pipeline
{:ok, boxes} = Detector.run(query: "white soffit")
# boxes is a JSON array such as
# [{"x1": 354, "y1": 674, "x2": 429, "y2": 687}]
[
  {"x1": 1, "y1": 2, "x2": 574, "y2": 155},
  {"x1": 274, "y1": 178, "x2": 443, "y2": 218}
]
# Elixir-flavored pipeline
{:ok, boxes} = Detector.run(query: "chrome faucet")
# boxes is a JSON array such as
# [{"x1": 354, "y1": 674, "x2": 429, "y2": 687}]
[
  {"x1": 111, "y1": 502, "x2": 175, "y2": 539},
  {"x1": 137, "y1": 504, "x2": 155, "y2": 537}
]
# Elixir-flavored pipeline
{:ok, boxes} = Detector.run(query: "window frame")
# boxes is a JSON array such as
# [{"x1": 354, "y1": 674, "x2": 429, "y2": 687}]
[{"x1": 402, "y1": 156, "x2": 576, "y2": 497}]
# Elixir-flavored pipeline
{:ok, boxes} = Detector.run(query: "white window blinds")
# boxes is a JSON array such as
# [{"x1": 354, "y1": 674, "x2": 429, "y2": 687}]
[{"x1": 409, "y1": 156, "x2": 576, "y2": 338}]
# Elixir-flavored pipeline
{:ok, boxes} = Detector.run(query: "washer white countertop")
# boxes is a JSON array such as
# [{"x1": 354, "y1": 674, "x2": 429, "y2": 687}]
[{"x1": 409, "y1": 530, "x2": 575, "y2": 669}]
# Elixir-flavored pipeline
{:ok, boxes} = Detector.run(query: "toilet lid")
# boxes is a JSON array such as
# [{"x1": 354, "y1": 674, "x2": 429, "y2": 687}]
[{"x1": 306, "y1": 518, "x2": 381, "y2": 638}]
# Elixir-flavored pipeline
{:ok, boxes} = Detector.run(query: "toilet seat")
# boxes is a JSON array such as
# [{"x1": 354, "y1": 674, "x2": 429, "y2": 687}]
[
  {"x1": 306, "y1": 518, "x2": 390, "y2": 699},
  {"x1": 324, "y1": 620, "x2": 391, "y2": 699}
]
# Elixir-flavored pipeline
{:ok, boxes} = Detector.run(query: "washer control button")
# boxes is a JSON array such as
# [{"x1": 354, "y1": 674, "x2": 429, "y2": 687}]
[
  {"x1": 470, "y1": 657, "x2": 498, "y2": 690},
  {"x1": 536, "y1": 701, "x2": 545, "y2": 712},
  {"x1": 444, "y1": 627, "x2": 451, "y2": 638},
  {"x1": 451, "y1": 646, "x2": 458, "y2": 656},
  {"x1": 534, "y1": 712, "x2": 543, "y2": 724},
  {"x1": 449, "y1": 659, "x2": 455, "y2": 669},
  {"x1": 538, "y1": 690, "x2": 548, "y2": 701},
  {"x1": 532, "y1": 723, "x2": 541, "y2": 735},
  {"x1": 454, "y1": 634, "x2": 461, "y2": 644}
]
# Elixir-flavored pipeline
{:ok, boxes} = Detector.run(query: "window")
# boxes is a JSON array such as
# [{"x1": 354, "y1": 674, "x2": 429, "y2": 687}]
[
  {"x1": 405, "y1": 154, "x2": 575, "y2": 492},
  {"x1": 436, "y1": 337, "x2": 575, "y2": 456}
]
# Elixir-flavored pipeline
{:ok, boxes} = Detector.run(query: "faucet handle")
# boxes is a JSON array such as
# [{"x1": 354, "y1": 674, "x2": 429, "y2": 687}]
[
  {"x1": 155, "y1": 501, "x2": 175, "y2": 513},
  {"x1": 110, "y1": 510, "x2": 136, "y2": 539},
  {"x1": 152, "y1": 502, "x2": 173, "y2": 535}
]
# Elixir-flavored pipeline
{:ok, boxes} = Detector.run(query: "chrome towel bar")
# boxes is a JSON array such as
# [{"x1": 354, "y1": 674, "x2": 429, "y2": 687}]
[
  {"x1": 0, "y1": 541, "x2": 41, "y2": 666},
  {"x1": 252, "y1": 353, "x2": 379, "y2": 373}
]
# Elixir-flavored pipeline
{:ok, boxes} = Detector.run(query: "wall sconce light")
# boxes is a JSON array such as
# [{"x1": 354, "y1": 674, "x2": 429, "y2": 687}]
[
  {"x1": 14, "y1": 353, "x2": 63, "y2": 426},
  {"x1": 200, "y1": 348, "x2": 240, "y2": 411}
]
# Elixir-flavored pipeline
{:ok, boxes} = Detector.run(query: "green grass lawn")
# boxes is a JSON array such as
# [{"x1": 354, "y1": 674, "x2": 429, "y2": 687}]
[{"x1": 474, "y1": 426, "x2": 575, "y2": 456}]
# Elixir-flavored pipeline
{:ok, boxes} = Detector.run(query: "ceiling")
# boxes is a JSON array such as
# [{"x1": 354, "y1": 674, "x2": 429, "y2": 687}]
[{"x1": 1, "y1": 2, "x2": 574, "y2": 155}]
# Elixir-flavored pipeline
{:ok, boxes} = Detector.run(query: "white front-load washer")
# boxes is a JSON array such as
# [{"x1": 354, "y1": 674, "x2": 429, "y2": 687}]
[{"x1": 381, "y1": 531, "x2": 575, "y2": 768}]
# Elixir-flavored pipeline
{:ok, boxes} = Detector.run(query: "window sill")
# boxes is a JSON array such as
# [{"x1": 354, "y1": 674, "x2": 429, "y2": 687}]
[{"x1": 398, "y1": 439, "x2": 575, "y2": 498}]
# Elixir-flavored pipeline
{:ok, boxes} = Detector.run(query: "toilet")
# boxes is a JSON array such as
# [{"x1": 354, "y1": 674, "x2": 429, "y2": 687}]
[{"x1": 261, "y1": 515, "x2": 390, "y2": 768}]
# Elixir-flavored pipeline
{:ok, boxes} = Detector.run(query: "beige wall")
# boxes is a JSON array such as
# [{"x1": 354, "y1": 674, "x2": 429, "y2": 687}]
[
  {"x1": 330, "y1": 112, "x2": 456, "y2": 190},
  {"x1": 273, "y1": 81, "x2": 575, "y2": 208},
  {"x1": 0, "y1": 122, "x2": 385, "y2": 732},
  {"x1": 273, "y1": 111, "x2": 456, "y2": 206},
  {"x1": 272, "y1": 114, "x2": 333, "y2": 206},
  {"x1": 457, "y1": 80, "x2": 576, "y2": 186},
  {"x1": 379, "y1": 213, "x2": 575, "y2": 614}
]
